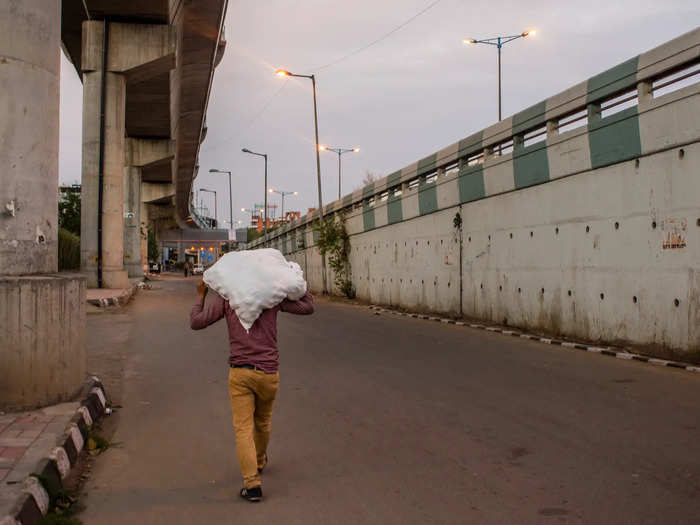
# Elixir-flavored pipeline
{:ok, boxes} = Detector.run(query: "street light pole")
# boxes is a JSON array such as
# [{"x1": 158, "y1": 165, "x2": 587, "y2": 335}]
[
  {"x1": 200, "y1": 188, "x2": 217, "y2": 227},
  {"x1": 320, "y1": 145, "x2": 360, "y2": 199},
  {"x1": 208, "y1": 169, "x2": 233, "y2": 231},
  {"x1": 275, "y1": 68, "x2": 328, "y2": 292},
  {"x1": 241, "y1": 148, "x2": 268, "y2": 235},
  {"x1": 269, "y1": 189, "x2": 298, "y2": 222},
  {"x1": 464, "y1": 30, "x2": 535, "y2": 121}
]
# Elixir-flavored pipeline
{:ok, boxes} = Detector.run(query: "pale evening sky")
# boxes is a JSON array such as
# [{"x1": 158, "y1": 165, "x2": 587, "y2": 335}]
[{"x1": 59, "y1": 0, "x2": 700, "y2": 226}]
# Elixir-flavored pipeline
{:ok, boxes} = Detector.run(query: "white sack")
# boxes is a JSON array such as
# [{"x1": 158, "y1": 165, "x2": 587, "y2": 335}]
[{"x1": 203, "y1": 248, "x2": 307, "y2": 331}]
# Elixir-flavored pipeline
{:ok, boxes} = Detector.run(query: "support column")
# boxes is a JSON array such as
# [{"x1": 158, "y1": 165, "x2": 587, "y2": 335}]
[
  {"x1": 124, "y1": 138, "x2": 175, "y2": 277},
  {"x1": 1, "y1": 0, "x2": 86, "y2": 409},
  {"x1": 80, "y1": 21, "x2": 175, "y2": 288},
  {"x1": 124, "y1": 166, "x2": 142, "y2": 277}
]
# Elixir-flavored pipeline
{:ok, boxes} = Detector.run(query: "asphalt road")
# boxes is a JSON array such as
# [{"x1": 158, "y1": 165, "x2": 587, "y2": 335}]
[{"x1": 80, "y1": 276, "x2": 700, "y2": 524}]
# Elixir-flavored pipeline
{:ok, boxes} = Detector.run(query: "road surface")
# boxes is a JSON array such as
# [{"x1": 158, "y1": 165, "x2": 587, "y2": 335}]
[{"x1": 81, "y1": 276, "x2": 700, "y2": 524}]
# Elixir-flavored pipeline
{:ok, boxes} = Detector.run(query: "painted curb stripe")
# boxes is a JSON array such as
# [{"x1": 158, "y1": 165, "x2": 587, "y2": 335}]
[
  {"x1": 369, "y1": 304, "x2": 700, "y2": 373},
  {"x1": 22, "y1": 477, "x2": 49, "y2": 516},
  {"x1": 49, "y1": 447, "x2": 71, "y2": 479}
]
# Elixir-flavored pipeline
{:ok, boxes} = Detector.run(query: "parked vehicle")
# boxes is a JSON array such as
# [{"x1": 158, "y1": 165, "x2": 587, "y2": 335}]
[
  {"x1": 149, "y1": 261, "x2": 161, "y2": 274},
  {"x1": 192, "y1": 263, "x2": 204, "y2": 275}
]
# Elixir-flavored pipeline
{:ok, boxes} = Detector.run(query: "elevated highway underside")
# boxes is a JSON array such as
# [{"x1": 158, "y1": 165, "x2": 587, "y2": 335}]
[{"x1": 61, "y1": 0, "x2": 227, "y2": 286}]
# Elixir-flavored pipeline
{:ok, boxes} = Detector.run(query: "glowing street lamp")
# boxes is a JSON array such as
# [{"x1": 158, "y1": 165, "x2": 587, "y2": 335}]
[
  {"x1": 241, "y1": 148, "x2": 268, "y2": 234},
  {"x1": 463, "y1": 30, "x2": 536, "y2": 121},
  {"x1": 275, "y1": 67, "x2": 327, "y2": 292},
  {"x1": 319, "y1": 145, "x2": 360, "y2": 199},
  {"x1": 268, "y1": 188, "x2": 298, "y2": 222}
]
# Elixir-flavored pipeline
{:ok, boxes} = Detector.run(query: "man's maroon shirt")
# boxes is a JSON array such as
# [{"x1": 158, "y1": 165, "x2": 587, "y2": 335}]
[{"x1": 190, "y1": 291, "x2": 314, "y2": 373}]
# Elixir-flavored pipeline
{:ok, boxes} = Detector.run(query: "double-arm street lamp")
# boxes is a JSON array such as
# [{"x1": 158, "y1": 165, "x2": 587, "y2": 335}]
[
  {"x1": 275, "y1": 68, "x2": 327, "y2": 292},
  {"x1": 463, "y1": 30, "x2": 535, "y2": 121},
  {"x1": 241, "y1": 148, "x2": 268, "y2": 234},
  {"x1": 319, "y1": 145, "x2": 359, "y2": 199},
  {"x1": 268, "y1": 188, "x2": 298, "y2": 222},
  {"x1": 208, "y1": 169, "x2": 233, "y2": 230},
  {"x1": 199, "y1": 188, "x2": 217, "y2": 227}
]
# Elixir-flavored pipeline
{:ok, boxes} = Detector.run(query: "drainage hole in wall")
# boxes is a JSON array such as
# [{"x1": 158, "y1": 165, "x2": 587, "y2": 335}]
[
  {"x1": 568, "y1": 290, "x2": 572, "y2": 296},
  {"x1": 652, "y1": 221, "x2": 657, "y2": 229},
  {"x1": 541, "y1": 288, "x2": 545, "y2": 295},
  {"x1": 427, "y1": 240, "x2": 430, "y2": 246},
  {"x1": 634, "y1": 159, "x2": 640, "y2": 168},
  {"x1": 674, "y1": 298, "x2": 680, "y2": 307},
  {"x1": 421, "y1": 280, "x2": 424, "y2": 285},
  {"x1": 518, "y1": 287, "x2": 521, "y2": 294},
  {"x1": 440, "y1": 239, "x2": 443, "y2": 245},
  {"x1": 530, "y1": 231, "x2": 533, "y2": 237},
  {"x1": 488, "y1": 235, "x2": 491, "y2": 241},
  {"x1": 510, "y1": 233, "x2": 513, "y2": 239},
  {"x1": 633, "y1": 295, "x2": 638, "y2": 304},
  {"x1": 696, "y1": 218, "x2": 700, "y2": 227},
  {"x1": 555, "y1": 227, "x2": 559, "y2": 235},
  {"x1": 468, "y1": 236, "x2": 471, "y2": 242},
  {"x1": 586, "y1": 225, "x2": 590, "y2": 233},
  {"x1": 600, "y1": 293, "x2": 605, "y2": 300},
  {"x1": 679, "y1": 148, "x2": 685, "y2": 159},
  {"x1": 447, "y1": 282, "x2": 450, "y2": 287},
  {"x1": 480, "y1": 283, "x2": 483, "y2": 290},
  {"x1": 614, "y1": 222, "x2": 619, "y2": 230},
  {"x1": 499, "y1": 285, "x2": 502, "y2": 291}
]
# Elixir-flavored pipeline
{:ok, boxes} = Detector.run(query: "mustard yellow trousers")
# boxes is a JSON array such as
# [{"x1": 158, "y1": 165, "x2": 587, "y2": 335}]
[{"x1": 228, "y1": 367, "x2": 279, "y2": 488}]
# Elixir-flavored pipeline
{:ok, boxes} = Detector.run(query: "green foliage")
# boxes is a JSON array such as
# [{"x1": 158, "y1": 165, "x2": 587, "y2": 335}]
[
  {"x1": 58, "y1": 228, "x2": 80, "y2": 271},
  {"x1": 147, "y1": 227, "x2": 159, "y2": 262},
  {"x1": 247, "y1": 228, "x2": 263, "y2": 243},
  {"x1": 314, "y1": 216, "x2": 354, "y2": 298},
  {"x1": 58, "y1": 192, "x2": 81, "y2": 236}
]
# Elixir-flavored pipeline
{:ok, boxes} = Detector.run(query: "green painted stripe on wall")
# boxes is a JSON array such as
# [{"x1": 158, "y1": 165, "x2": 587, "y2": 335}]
[
  {"x1": 587, "y1": 56, "x2": 639, "y2": 103},
  {"x1": 513, "y1": 101, "x2": 547, "y2": 136},
  {"x1": 418, "y1": 180, "x2": 438, "y2": 215},
  {"x1": 458, "y1": 131, "x2": 483, "y2": 158},
  {"x1": 417, "y1": 153, "x2": 438, "y2": 175},
  {"x1": 458, "y1": 165, "x2": 485, "y2": 203},
  {"x1": 387, "y1": 170, "x2": 401, "y2": 188},
  {"x1": 514, "y1": 142, "x2": 550, "y2": 189},
  {"x1": 588, "y1": 106, "x2": 641, "y2": 169},
  {"x1": 387, "y1": 194, "x2": 403, "y2": 224},
  {"x1": 362, "y1": 205, "x2": 376, "y2": 231}
]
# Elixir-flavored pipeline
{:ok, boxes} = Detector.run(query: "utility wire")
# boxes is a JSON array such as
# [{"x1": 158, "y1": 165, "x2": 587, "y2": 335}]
[
  {"x1": 208, "y1": 0, "x2": 444, "y2": 149},
  {"x1": 313, "y1": 0, "x2": 444, "y2": 72}
]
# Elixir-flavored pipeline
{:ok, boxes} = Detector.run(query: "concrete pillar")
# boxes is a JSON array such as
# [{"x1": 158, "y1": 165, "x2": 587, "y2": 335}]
[
  {"x1": 0, "y1": 0, "x2": 59, "y2": 273},
  {"x1": 80, "y1": 21, "x2": 175, "y2": 288},
  {"x1": 124, "y1": 139, "x2": 175, "y2": 276},
  {"x1": 124, "y1": 166, "x2": 142, "y2": 277},
  {"x1": 0, "y1": 0, "x2": 86, "y2": 410}
]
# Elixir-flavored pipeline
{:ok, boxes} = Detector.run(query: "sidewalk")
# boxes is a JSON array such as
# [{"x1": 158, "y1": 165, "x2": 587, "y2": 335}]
[{"x1": 86, "y1": 279, "x2": 146, "y2": 308}]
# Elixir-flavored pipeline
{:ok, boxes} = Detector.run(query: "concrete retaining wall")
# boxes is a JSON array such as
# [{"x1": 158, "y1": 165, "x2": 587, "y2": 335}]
[{"x1": 252, "y1": 29, "x2": 700, "y2": 356}]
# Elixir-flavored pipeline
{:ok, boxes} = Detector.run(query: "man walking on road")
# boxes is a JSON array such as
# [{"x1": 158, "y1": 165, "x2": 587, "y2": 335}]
[{"x1": 189, "y1": 280, "x2": 314, "y2": 502}]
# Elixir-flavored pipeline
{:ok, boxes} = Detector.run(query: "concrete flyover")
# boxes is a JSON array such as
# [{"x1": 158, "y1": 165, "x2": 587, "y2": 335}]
[
  {"x1": 0, "y1": 0, "x2": 227, "y2": 410},
  {"x1": 249, "y1": 29, "x2": 700, "y2": 359},
  {"x1": 61, "y1": 0, "x2": 228, "y2": 287}
]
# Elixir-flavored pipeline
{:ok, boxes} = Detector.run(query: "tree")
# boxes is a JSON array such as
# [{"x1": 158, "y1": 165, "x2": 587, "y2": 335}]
[
  {"x1": 147, "y1": 227, "x2": 159, "y2": 262},
  {"x1": 58, "y1": 191, "x2": 81, "y2": 236},
  {"x1": 362, "y1": 170, "x2": 377, "y2": 186}
]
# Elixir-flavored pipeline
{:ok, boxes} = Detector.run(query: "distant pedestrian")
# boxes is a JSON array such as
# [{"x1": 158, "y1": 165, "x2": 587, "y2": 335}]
[
  {"x1": 184, "y1": 262, "x2": 189, "y2": 277},
  {"x1": 189, "y1": 280, "x2": 314, "y2": 502}
]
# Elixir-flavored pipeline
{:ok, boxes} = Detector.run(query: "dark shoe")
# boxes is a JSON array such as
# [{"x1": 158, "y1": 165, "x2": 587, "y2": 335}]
[
  {"x1": 258, "y1": 453, "x2": 268, "y2": 474},
  {"x1": 240, "y1": 486, "x2": 262, "y2": 502}
]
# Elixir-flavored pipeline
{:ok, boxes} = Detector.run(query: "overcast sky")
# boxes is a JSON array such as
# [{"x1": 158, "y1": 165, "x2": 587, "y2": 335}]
[{"x1": 59, "y1": 0, "x2": 700, "y2": 226}]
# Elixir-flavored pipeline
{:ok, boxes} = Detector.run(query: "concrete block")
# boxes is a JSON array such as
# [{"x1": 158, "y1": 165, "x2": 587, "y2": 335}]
[{"x1": 0, "y1": 275, "x2": 86, "y2": 411}]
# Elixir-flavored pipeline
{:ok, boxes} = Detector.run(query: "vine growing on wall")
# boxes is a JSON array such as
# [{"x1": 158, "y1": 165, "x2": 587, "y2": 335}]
[{"x1": 315, "y1": 216, "x2": 355, "y2": 298}]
